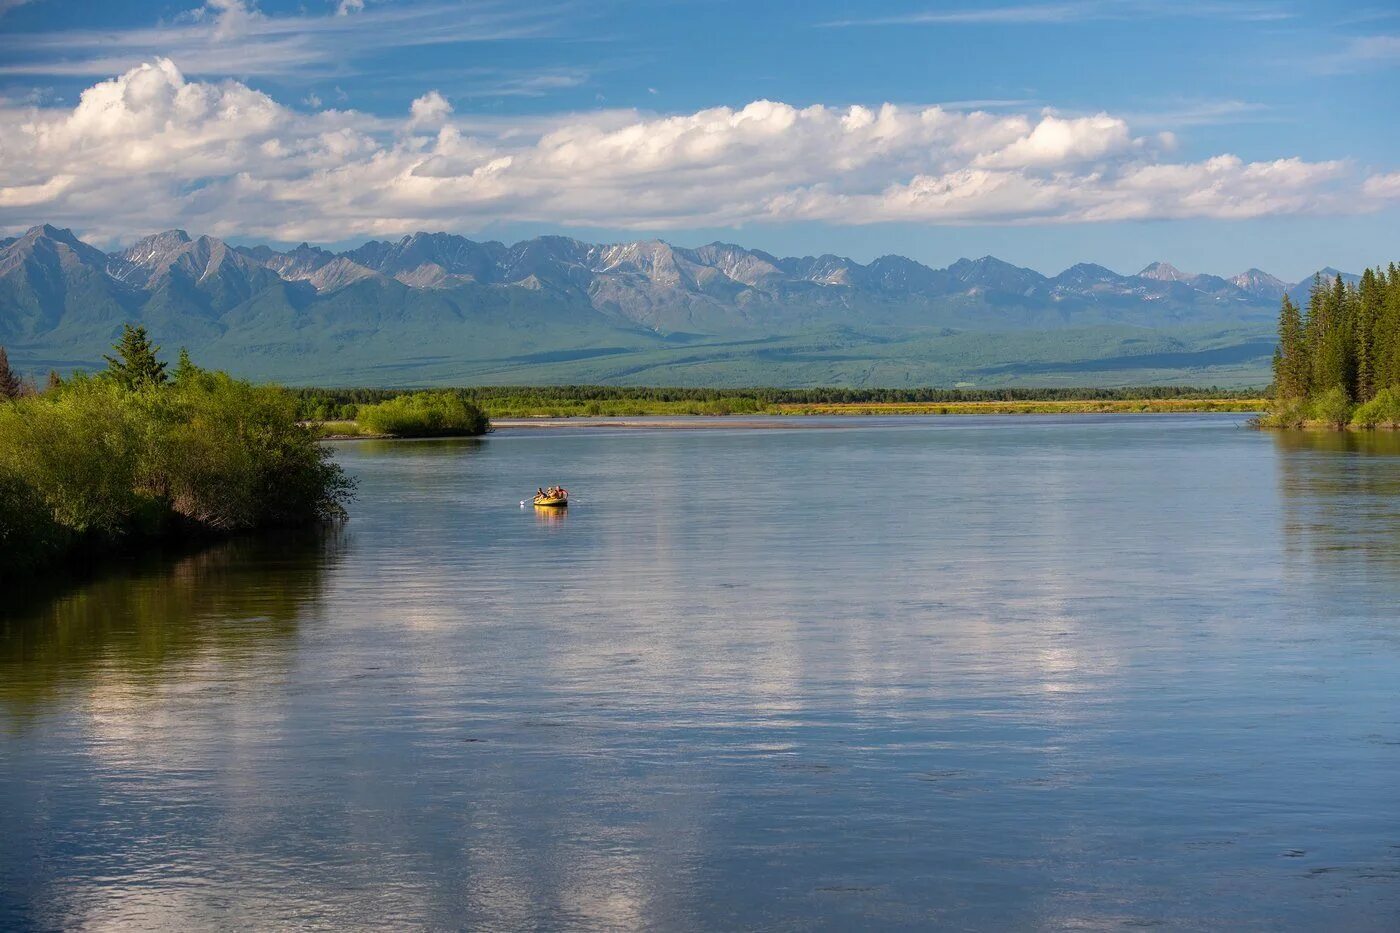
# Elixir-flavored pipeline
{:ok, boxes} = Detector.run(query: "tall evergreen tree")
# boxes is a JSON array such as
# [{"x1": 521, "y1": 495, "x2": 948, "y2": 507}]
[
  {"x1": 0, "y1": 346, "x2": 21, "y2": 400},
  {"x1": 1309, "y1": 275, "x2": 1353, "y2": 398},
  {"x1": 1273, "y1": 294, "x2": 1309, "y2": 399},
  {"x1": 1356, "y1": 268, "x2": 1382, "y2": 401},
  {"x1": 45, "y1": 370, "x2": 62, "y2": 393},
  {"x1": 1378, "y1": 265, "x2": 1400, "y2": 392},
  {"x1": 104, "y1": 325, "x2": 168, "y2": 390},
  {"x1": 1304, "y1": 273, "x2": 1326, "y2": 383}
]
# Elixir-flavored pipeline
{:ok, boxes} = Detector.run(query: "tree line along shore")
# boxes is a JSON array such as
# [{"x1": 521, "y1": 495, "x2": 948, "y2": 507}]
[
  {"x1": 292, "y1": 385, "x2": 1267, "y2": 426},
  {"x1": 1264, "y1": 263, "x2": 1400, "y2": 428}
]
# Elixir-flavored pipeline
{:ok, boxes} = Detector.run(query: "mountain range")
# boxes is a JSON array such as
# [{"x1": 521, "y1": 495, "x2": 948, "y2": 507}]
[{"x1": 0, "y1": 224, "x2": 1359, "y2": 387}]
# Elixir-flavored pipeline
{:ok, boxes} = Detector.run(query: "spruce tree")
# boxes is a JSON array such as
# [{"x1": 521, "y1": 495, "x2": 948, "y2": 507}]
[
  {"x1": 1378, "y1": 265, "x2": 1400, "y2": 392},
  {"x1": 1304, "y1": 273, "x2": 1326, "y2": 385},
  {"x1": 0, "y1": 346, "x2": 21, "y2": 400},
  {"x1": 104, "y1": 324, "x2": 168, "y2": 390},
  {"x1": 173, "y1": 347, "x2": 201, "y2": 384},
  {"x1": 1273, "y1": 295, "x2": 1309, "y2": 399},
  {"x1": 45, "y1": 370, "x2": 62, "y2": 393},
  {"x1": 1357, "y1": 268, "x2": 1382, "y2": 401},
  {"x1": 1309, "y1": 275, "x2": 1353, "y2": 398}
]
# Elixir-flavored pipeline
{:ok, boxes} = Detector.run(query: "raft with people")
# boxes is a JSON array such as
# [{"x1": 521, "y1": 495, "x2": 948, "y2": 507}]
[{"x1": 533, "y1": 485, "x2": 568, "y2": 507}]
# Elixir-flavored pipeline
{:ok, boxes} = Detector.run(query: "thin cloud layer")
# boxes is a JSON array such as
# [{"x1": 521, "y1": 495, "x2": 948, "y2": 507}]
[
  {"x1": 0, "y1": 59, "x2": 1393, "y2": 242},
  {"x1": 819, "y1": 0, "x2": 1293, "y2": 28},
  {"x1": 0, "y1": 0, "x2": 570, "y2": 77}
]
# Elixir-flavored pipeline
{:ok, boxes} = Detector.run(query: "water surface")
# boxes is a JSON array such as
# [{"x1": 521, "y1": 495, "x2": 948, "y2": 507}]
[{"x1": 3, "y1": 415, "x2": 1399, "y2": 929}]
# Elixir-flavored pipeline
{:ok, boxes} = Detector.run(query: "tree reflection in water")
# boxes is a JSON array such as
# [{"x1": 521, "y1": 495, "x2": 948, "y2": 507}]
[
  {"x1": 1274, "y1": 430, "x2": 1400, "y2": 575},
  {"x1": 0, "y1": 531, "x2": 343, "y2": 725}
]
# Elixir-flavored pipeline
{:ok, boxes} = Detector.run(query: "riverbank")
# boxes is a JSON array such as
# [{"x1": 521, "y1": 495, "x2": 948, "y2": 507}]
[
  {"x1": 770, "y1": 398, "x2": 1267, "y2": 416},
  {"x1": 293, "y1": 386, "x2": 1267, "y2": 422},
  {"x1": 1255, "y1": 420, "x2": 1400, "y2": 431},
  {"x1": 311, "y1": 397, "x2": 1270, "y2": 437}
]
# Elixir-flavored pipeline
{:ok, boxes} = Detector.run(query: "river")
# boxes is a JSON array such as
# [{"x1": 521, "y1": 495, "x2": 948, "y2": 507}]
[{"x1": 2, "y1": 414, "x2": 1398, "y2": 929}]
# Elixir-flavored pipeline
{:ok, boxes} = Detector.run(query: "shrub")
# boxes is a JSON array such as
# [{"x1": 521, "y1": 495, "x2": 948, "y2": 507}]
[
  {"x1": 1308, "y1": 387, "x2": 1353, "y2": 430},
  {"x1": 159, "y1": 371, "x2": 355, "y2": 529},
  {"x1": 1258, "y1": 396, "x2": 1308, "y2": 429},
  {"x1": 0, "y1": 470, "x2": 71, "y2": 576},
  {"x1": 312, "y1": 420, "x2": 363, "y2": 438},
  {"x1": 0, "y1": 364, "x2": 354, "y2": 577},
  {"x1": 356, "y1": 392, "x2": 489, "y2": 437},
  {"x1": 1352, "y1": 387, "x2": 1400, "y2": 429},
  {"x1": 0, "y1": 376, "x2": 150, "y2": 537}
]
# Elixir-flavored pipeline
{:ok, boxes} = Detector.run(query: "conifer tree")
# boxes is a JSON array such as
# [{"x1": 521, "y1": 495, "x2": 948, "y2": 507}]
[
  {"x1": 173, "y1": 347, "x2": 201, "y2": 384},
  {"x1": 1308, "y1": 275, "x2": 1353, "y2": 398},
  {"x1": 1272, "y1": 262, "x2": 1400, "y2": 425},
  {"x1": 0, "y1": 346, "x2": 21, "y2": 400},
  {"x1": 1304, "y1": 273, "x2": 1326, "y2": 381},
  {"x1": 1378, "y1": 265, "x2": 1400, "y2": 392},
  {"x1": 1273, "y1": 294, "x2": 1309, "y2": 399},
  {"x1": 104, "y1": 324, "x2": 168, "y2": 390},
  {"x1": 1357, "y1": 268, "x2": 1382, "y2": 401},
  {"x1": 45, "y1": 370, "x2": 62, "y2": 393}
]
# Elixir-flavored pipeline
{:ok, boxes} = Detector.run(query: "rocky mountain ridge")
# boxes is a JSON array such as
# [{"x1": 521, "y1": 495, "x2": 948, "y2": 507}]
[
  {"x1": 5, "y1": 223, "x2": 1352, "y2": 323},
  {"x1": 0, "y1": 223, "x2": 1363, "y2": 387}
]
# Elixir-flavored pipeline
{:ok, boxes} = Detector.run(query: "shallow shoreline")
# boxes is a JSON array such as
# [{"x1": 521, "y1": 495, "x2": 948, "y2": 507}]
[
  {"x1": 311, "y1": 404, "x2": 1268, "y2": 438},
  {"x1": 488, "y1": 399, "x2": 1266, "y2": 422},
  {"x1": 491, "y1": 410, "x2": 1261, "y2": 429},
  {"x1": 493, "y1": 418, "x2": 813, "y2": 429}
]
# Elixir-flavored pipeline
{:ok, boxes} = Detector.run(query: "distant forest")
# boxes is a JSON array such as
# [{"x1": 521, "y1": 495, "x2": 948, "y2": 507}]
[
  {"x1": 292, "y1": 385, "x2": 1261, "y2": 421},
  {"x1": 1270, "y1": 264, "x2": 1400, "y2": 427}
]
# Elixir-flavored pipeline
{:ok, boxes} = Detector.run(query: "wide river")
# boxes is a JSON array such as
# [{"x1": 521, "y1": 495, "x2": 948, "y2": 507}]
[{"x1": 2, "y1": 414, "x2": 1399, "y2": 929}]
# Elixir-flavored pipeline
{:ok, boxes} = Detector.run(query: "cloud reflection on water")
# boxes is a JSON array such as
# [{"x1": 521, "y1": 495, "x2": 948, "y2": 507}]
[{"x1": 4, "y1": 418, "x2": 1400, "y2": 928}]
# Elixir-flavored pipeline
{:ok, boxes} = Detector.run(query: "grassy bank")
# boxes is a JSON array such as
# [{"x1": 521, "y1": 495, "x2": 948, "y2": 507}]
[
  {"x1": 0, "y1": 332, "x2": 354, "y2": 580},
  {"x1": 294, "y1": 385, "x2": 1267, "y2": 422},
  {"x1": 771, "y1": 398, "x2": 1268, "y2": 416},
  {"x1": 1255, "y1": 386, "x2": 1400, "y2": 430}
]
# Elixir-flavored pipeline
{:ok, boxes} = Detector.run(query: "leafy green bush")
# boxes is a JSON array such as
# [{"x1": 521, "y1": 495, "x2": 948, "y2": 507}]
[
  {"x1": 311, "y1": 420, "x2": 364, "y2": 438},
  {"x1": 1352, "y1": 387, "x2": 1400, "y2": 429},
  {"x1": 0, "y1": 364, "x2": 353, "y2": 577},
  {"x1": 0, "y1": 376, "x2": 150, "y2": 536},
  {"x1": 1308, "y1": 386, "x2": 1354, "y2": 430},
  {"x1": 356, "y1": 392, "x2": 489, "y2": 437},
  {"x1": 1258, "y1": 396, "x2": 1308, "y2": 429},
  {"x1": 160, "y1": 371, "x2": 355, "y2": 530}
]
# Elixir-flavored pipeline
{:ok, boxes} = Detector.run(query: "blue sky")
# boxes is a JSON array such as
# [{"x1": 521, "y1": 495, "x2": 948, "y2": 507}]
[{"x1": 1, "y1": 0, "x2": 1397, "y2": 279}]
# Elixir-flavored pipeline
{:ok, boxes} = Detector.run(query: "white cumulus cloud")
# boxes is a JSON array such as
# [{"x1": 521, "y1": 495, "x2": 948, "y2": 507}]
[
  {"x1": 0, "y1": 59, "x2": 1394, "y2": 243},
  {"x1": 408, "y1": 90, "x2": 453, "y2": 128}
]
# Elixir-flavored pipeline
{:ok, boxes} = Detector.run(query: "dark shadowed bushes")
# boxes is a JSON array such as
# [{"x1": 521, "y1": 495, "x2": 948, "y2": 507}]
[{"x1": 0, "y1": 471, "x2": 70, "y2": 576}]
